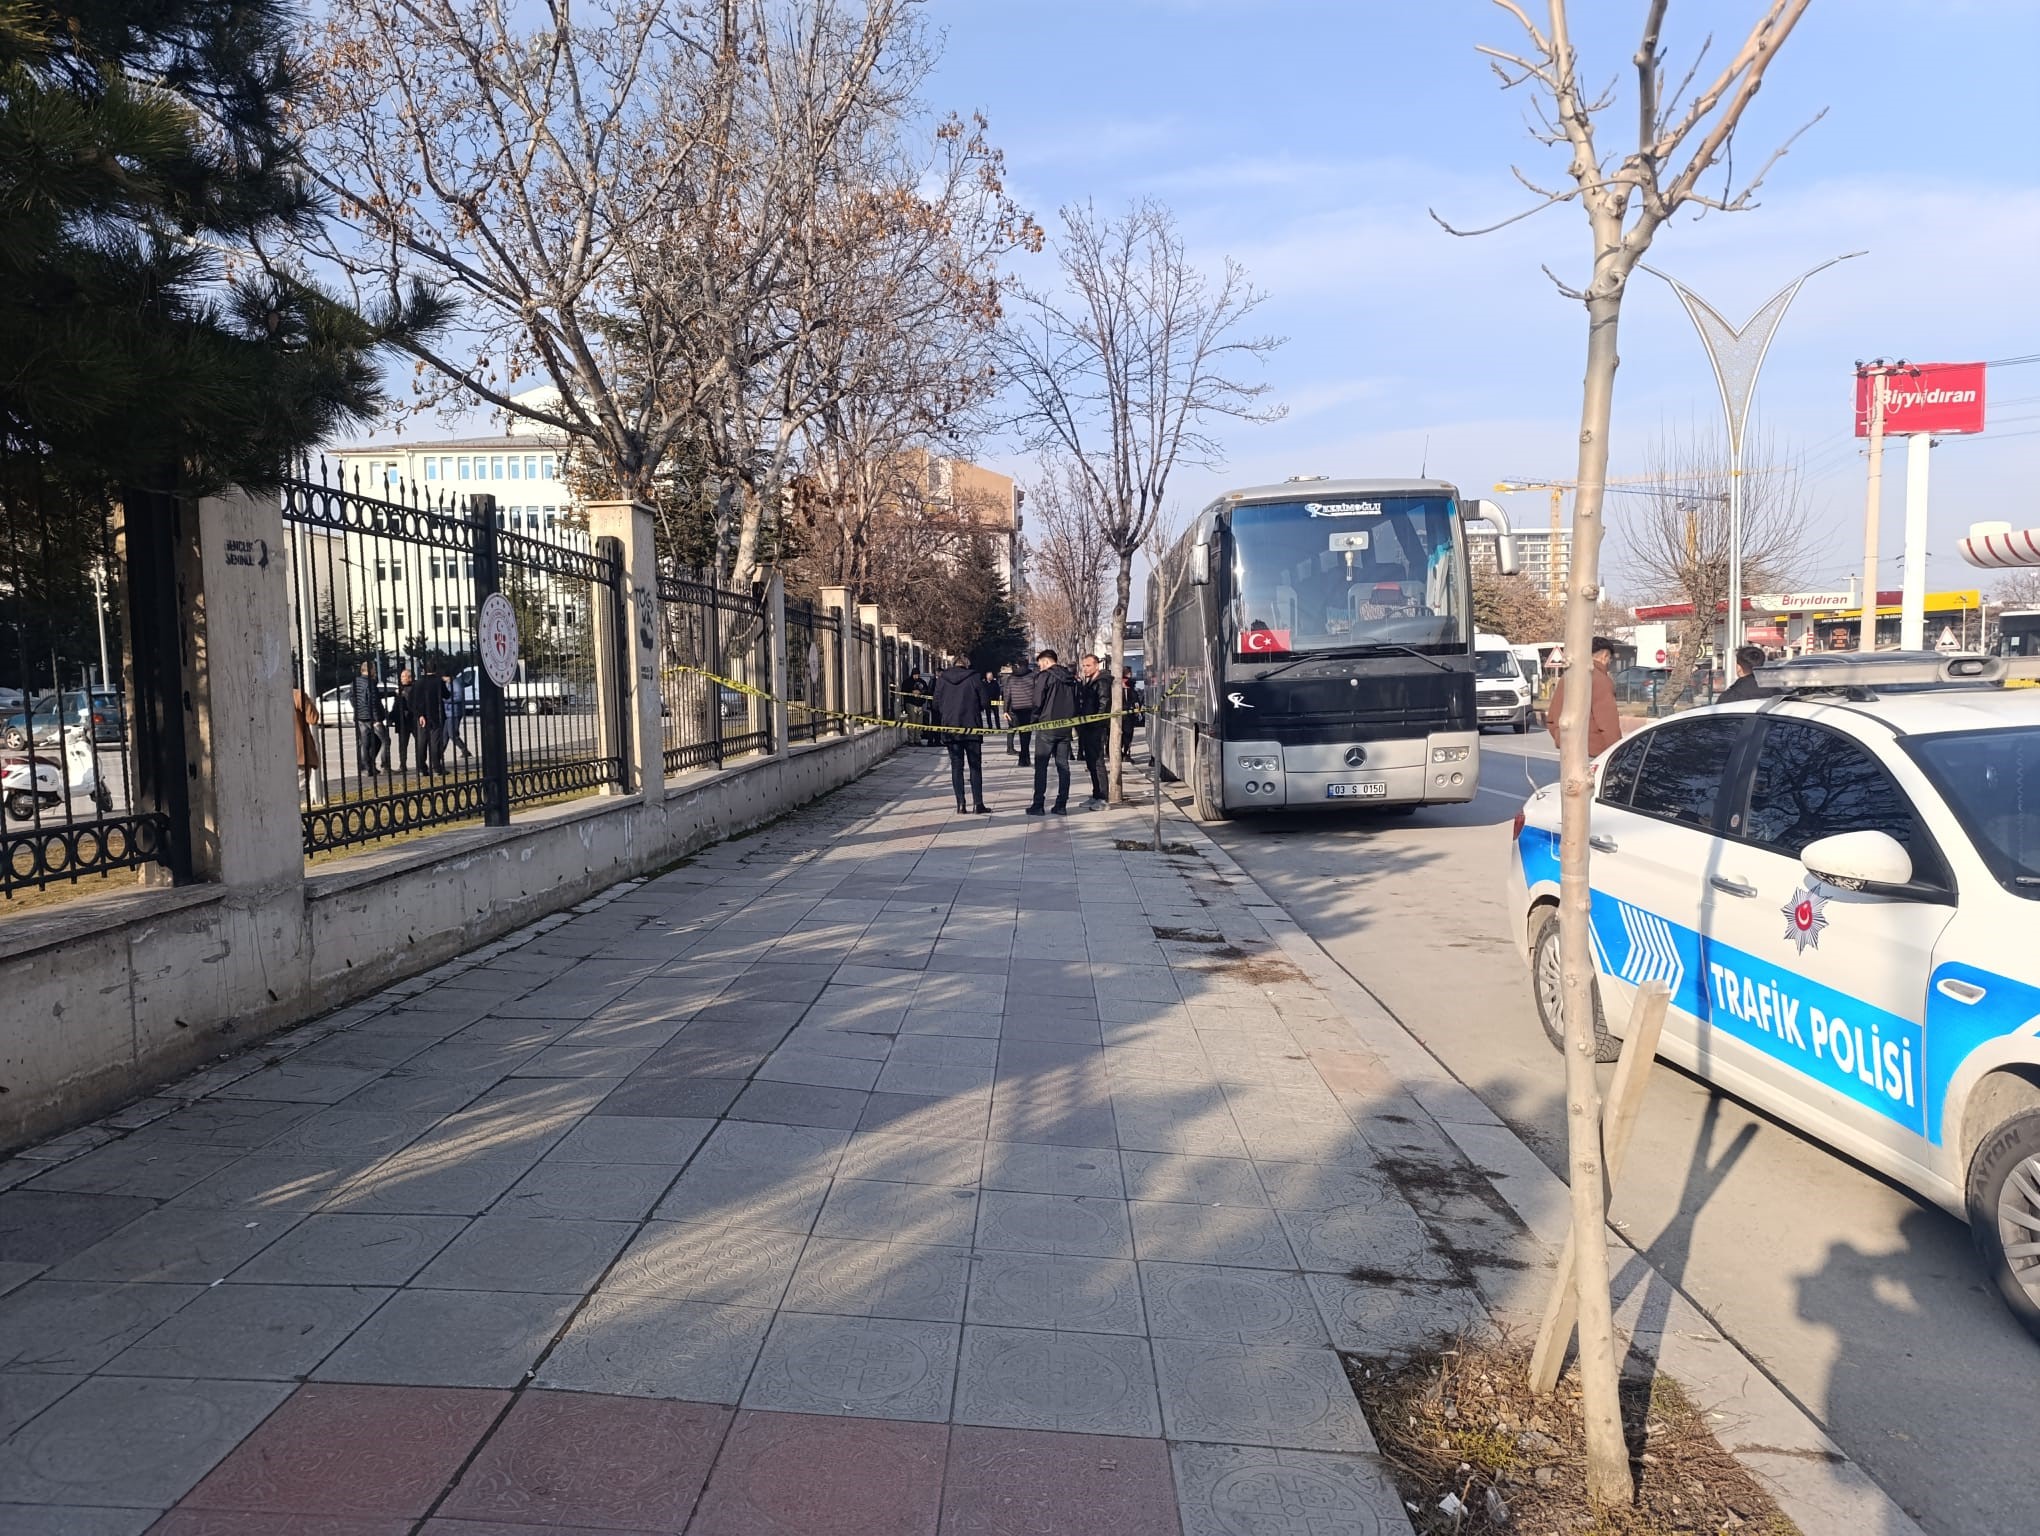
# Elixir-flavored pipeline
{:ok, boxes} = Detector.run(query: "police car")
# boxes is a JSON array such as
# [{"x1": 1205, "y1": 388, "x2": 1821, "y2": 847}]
[{"x1": 1507, "y1": 651, "x2": 2040, "y2": 1339}]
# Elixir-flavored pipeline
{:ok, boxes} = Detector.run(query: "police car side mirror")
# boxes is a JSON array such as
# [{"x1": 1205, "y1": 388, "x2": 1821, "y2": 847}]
[
  {"x1": 1190, "y1": 542, "x2": 1211, "y2": 586},
  {"x1": 1801, "y1": 830, "x2": 1913, "y2": 893}
]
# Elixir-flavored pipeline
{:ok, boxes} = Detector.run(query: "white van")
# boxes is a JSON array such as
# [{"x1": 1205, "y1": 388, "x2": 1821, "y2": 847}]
[{"x1": 1475, "y1": 632, "x2": 1534, "y2": 732}]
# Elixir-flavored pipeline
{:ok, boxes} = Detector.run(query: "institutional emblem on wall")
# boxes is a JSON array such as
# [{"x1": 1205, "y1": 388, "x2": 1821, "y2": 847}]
[{"x1": 1781, "y1": 878, "x2": 1830, "y2": 954}]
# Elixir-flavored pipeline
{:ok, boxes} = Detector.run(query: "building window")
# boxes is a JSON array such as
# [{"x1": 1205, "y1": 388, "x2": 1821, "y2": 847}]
[
  {"x1": 544, "y1": 510, "x2": 556, "y2": 534},
  {"x1": 432, "y1": 606, "x2": 445, "y2": 630},
  {"x1": 466, "y1": 606, "x2": 478, "y2": 627},
  {"x1": 523, "y1": 455, "x2": 537, "y2": 479},
  {"x1": 377, "y1": 608, "x2": 388, "y2": 630},
  {"x1": 491, "y1": 455, "x2": 505, "y2": 479},
  {"x1": 495, "y1": 509, "x2": 505, "y2": 529},
  {"x1": 458, "y1": 457, "x2": 471, "y2": 480},
  {"x1": 541, "y1": 457, "x2": 556, "y2": 480},
  {"x1": 425, "y1": 460, "x2": 438, "y2": 481},
  {"x1": 375, "y1": 560, "x2": 387, "y2": 582},
  {"x1": 507, "y1": 456, "x2": 520, "y2": 480}
]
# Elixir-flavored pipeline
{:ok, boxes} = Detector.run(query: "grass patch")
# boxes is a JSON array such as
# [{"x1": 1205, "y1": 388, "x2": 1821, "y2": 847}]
[{"x1": 1347, "y1": 1338, "x2": 1798, "y2": 1536}]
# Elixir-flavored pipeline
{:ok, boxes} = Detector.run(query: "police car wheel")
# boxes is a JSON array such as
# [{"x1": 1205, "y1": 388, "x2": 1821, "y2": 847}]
[
  {"x1": 1966, "y1": 1109, "x2": 2040, "y2": 1341},
  {"x1": 1529, "y1": 907, "x2": 1620, "y2": 1063}
]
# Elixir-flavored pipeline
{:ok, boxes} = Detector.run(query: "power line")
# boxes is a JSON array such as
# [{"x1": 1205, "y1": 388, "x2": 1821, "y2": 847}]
[{"x1": 1986, "y1": 353, "x2": 2040, "y2": 368}]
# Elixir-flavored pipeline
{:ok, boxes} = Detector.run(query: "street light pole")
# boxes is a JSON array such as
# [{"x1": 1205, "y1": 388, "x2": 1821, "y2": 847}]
[{"x1": 1641, "y1": 254, "x2": 1862, "y2": 657}]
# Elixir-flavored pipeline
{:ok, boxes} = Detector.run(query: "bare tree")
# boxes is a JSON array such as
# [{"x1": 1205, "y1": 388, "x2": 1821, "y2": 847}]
[
  {"x1": 1620, "y1": 430, "x2": 1810, "y2": 698},
  {"x1": 1001, "y1": 199, "x2": 1282, "y2": 802},
  {"x1": 1449, "y1": 0, "x2": 1818, "y2": 1504},
  {"x1": 304, "y1": 0, "x2": 1018, "y2": 589},
  {"x1": 1991, "y1": 570, "x2": 2040, "y2": 610},
  {"x1": 1473, "y1": 571, "x2": 1561, "y2": 642},
  {"x1": 1021, "y1": 456, "x2": 1110, "y2": 660}
]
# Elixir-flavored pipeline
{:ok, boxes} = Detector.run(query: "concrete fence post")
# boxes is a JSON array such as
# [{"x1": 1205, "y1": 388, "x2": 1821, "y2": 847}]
[
  {"x1": 767, "y1": 572, "x2": 790, "y2": 756},
  {"x1": 857, "y1": 603, "x2": 881, "y2": 719},
  {"x1": 586, "y1": 501, "x2": 662, "y2": 795},
  {"x1": 819, "y1": 585, "x2": 850, "y2": 731},
  {"x1": 188, "y1": 490, "x2": 308, "y2": 892}
]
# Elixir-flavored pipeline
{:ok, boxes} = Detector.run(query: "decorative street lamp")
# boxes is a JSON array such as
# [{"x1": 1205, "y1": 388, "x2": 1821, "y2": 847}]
[{"x1": 1640, "y1": 253, "x2": 1863, "y2": 653}]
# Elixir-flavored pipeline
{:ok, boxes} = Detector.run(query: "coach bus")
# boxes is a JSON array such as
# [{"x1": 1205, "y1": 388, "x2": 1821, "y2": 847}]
[{"x1": 1146, "y1": 476, "x2": 1519, "y2": 820}]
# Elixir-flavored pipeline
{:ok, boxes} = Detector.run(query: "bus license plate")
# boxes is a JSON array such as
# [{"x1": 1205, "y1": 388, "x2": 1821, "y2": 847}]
[{"x1": 1326, "y1": 782, "x2": 1387, "y2": 799}]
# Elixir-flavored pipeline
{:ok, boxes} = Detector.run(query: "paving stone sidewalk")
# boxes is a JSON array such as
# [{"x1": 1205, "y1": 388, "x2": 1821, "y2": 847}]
[{"x1": 0, "y1": 748, "x2": 1555, "y2": 1535}]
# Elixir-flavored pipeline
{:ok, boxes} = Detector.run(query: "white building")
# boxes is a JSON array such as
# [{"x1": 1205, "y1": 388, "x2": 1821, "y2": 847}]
[{"x1": 1471, "y1": 525, "x2": 1571, "y2": 599}]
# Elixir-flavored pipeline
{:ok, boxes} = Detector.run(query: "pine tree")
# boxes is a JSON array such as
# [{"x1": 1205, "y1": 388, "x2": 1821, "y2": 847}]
[
  {"x1": 0, "y1": 0, "x2": 431, "y2": 500},
  {"x1": 959, "y1": 538, "x2": 1027, "y2": 674}
]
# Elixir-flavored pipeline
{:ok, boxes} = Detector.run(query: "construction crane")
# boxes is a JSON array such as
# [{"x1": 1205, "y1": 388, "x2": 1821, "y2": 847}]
[{"x1": 1492, "y1": 475, "x2": 1749, "y2": 600}]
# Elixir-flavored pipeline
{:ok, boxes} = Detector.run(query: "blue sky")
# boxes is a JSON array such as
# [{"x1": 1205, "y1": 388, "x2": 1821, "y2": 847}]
[{"x1": 928, "y1": 0, "x2": 2040, "y2": 601}]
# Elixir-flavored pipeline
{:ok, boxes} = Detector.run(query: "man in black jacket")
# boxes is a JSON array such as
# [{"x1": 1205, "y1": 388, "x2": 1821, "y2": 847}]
[
  {"x1": 390, "y1": 669, "x2": 417, "y2": 774},
  {"x1": 1002, "y1": 665, "x2": 1039, "y2": 763},
  {"x1": 349, "y1": 663, "x2": 385, "y2": 779},
  {"x1": 1073, "y1": 654, "x2": 1109, "y2": 803},
  {"x1": 409, "y1": 668, "x2": 449, "y2": 776},
  {"x1": 932, "y1": 662, "x2": 993, "y2": 814},
  {"x1": 1716, "y1": 644, "x2": 1774, "y2": 704},
  {"x1": 1025, "y1": 649, "x2": 1077, "y2": 816}
]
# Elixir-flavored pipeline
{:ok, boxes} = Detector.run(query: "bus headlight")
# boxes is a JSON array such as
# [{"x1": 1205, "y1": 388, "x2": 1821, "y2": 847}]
[
  {"x1": 1236, "y1": 755, "x2": 1279, "y2": 772},
  {"x1": 1431, "y1": 746, "x2": 1470, "y2": 764}
]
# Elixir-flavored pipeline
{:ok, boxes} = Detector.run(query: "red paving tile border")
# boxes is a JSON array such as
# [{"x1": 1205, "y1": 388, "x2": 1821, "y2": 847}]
[
  {"x1": 177, "y1": 1383, "x2": 510, "y2": 1520},
  {"x1": 689, "y1": 1410, "x2": 949, "y2": 1536},
  {"x1": 437, "y1": 1390, "x2": 730, "y2": 1531},
  {"x1": 938, "y1": 1424, "x2": 1182, "y2": 1536}
]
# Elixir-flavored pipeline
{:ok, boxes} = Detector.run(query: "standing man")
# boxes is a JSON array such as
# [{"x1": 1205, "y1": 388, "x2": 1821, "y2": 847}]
[
  {"x1": 390, "y1": 668, "x2": 417, "y2": 775},
  {"x1": 1074, "y1": 654, "x2": 1109, "y2": 804},
  {"x1": 1002, "y1": 663, "x2": 1039, "y2": 764},
  {"x1": 1546, "y1": 636, "x2": 1622, "y2": 759},
  {"x1": 410, "y1": 667, "x2": 449, "y2": 776},
  {"x1": 933, "y1": 660, "x2": 994, "y2": 814},
  {"x1": 441, "y1": 668, "x2": 473, "y2": 763},
  {"x1": 349, "y1": 662, "x2": 385, "y2": 780},
  {"x1": 1025, "y1": 649, "x2": 1077, "y2": 816},
  {"x1": 1716, "y1": 643, "x2": 1774, "y2": 704},
  {"x1": 291, "y1": 686, "x2": 321, "y2": 805}
]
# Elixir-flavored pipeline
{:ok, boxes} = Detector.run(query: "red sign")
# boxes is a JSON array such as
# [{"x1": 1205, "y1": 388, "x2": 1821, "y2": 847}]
[
  {"x1": 1238, "y1": 627, "x2": 1292, "y2": 656},
  {"x1": 1855, "y1": 362, "x2": 1986, "y2": 437}
]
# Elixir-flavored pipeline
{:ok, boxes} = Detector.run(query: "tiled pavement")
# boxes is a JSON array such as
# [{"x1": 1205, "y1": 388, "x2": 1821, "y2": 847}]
[{"x1": 0, "y1": 749, "x2": 1543, "y2": 1535}]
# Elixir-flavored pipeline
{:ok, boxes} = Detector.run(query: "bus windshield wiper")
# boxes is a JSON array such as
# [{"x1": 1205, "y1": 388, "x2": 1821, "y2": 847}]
[{"x1": 1248, "y1": 642, "x2": 1449, "y2": 681}]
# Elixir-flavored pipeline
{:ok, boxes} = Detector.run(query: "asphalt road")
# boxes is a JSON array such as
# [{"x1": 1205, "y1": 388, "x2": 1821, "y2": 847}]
[{"x1": 1192, "y1": 731, "x2": 2032, "y2": 1536}]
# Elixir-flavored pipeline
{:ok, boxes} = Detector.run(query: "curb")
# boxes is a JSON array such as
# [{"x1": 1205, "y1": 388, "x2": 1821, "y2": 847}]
[{"x1": 1156, "y1": 792, "x2": 1927, "y2": 1536}]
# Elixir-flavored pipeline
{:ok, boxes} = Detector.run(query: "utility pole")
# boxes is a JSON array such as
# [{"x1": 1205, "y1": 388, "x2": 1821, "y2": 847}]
[
  {"x1": 1857, "y1": 362, "x2": 1899, "y2": 652},
  {"x1": 1901, "y1": 430, "x2": 1934, "y2": 651}
]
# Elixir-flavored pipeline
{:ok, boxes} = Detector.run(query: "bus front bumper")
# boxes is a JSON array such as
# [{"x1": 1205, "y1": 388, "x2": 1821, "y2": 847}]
[{"x1": 1222, "y1": 735, "x2": 1480, "y2": 808}]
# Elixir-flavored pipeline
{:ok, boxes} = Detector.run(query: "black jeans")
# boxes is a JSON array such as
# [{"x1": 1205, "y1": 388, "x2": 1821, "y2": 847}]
[
  {"x1": 390, "y1": 721, "x2": 414, "y2": 772},
  {"x1": 354, "y1": 721, "x2": 383, "y2": 776},
  {"x1": 1077, "y1": 724, "x2": 1108, "y2": 799},
  {"x1": 1010, "y1": 711, "x2": 1034, "y2": 762},
  {"x1": 1030, "y1": 740, "x2": 1070, "y2": 810},
  {"x1": 946, "y1": 738, "x2": 984, "y2": 808}
]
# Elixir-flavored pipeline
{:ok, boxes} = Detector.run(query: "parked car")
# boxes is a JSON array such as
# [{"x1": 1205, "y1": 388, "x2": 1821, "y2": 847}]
[
  {"x1": 1610, "y1": 665, "x2": 1671, "y2": 710},
  {"x1": 1508, "y1": 651, "x2": 2040, "y2": 1339},
  {"x1": 86, "y1": 687, "x2": 124, "y2": 742},
  {"x1": 0, "y1": 691, "x2": 93, "y2": 750}
]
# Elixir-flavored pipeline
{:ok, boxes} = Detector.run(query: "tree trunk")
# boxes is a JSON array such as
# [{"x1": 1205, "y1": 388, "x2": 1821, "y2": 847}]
[
  {"x1": 1555, "y1": 289, "x2": 1633, "y2": 1508},
  {"x1": 1107, "y1": 552, "x2": 1133, "y2": 804}
]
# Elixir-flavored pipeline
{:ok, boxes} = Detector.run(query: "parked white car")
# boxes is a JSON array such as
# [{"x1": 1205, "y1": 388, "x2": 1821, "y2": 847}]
[{"x1": 1507, "y1": 652, "x2": 2040, "y2": 1339}]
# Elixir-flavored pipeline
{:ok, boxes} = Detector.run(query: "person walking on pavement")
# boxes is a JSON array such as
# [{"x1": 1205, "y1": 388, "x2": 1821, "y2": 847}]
[
  {"x1": 1119, "y1": 668, "x2": 1143, "y2": 761},
  {"x1": 933, "y1": 661, "x2": 994, "y2": 814},
  {"x1": 348, "y1": 662, "x2": 385, "y2": 779},
  {"x1": 1546, "y1": 636, "x2": 1622, "y2": 759},
  {"x1": 1025, "y1": 649, "x2": 1077, "y2": 816},
  {"x1": 1716, "y1": 643, "x2": 1774, "y2": 704},
  {"x1": 291, "y1": 686, "x2": 321, "y2": 805},
  {"x1": 410, "y1": 667, "x2": 449, "y2": 775},
  {"x1": 1074, "y1": 654, "x2": 1109, "y2": 803},
  {"x1": 390, "y1": 668, "x2": 417, "y2": 774},
  {"x1": 1002, "y1": 663, "x2": 1039, "y2": 764},
  {"x1": 441, "y1": 669, "x2": 473, "y2": 762}
]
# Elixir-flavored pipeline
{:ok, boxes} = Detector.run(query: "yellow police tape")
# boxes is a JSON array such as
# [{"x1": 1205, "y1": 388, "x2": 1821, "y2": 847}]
[{"x1": 669, "y1": 666, "x2": 1137, "y2": 738}]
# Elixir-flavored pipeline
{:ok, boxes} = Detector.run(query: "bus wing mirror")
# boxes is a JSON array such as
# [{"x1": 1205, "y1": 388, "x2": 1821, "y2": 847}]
[
  {"x1": 1467, "y1": 499, "x2": 1521, "y2": 577},
  {"x1": 1190, "y1": 542, "x2": 1211, "y2": 585}
]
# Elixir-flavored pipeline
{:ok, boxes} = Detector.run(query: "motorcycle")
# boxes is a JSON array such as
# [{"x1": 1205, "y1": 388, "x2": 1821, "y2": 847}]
[{"x1": 2, "y1": 731, "x2": 112, "y2": 821}]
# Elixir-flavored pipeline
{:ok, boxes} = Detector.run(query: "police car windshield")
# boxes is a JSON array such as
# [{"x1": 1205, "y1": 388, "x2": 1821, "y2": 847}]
[
  {"x1": 1905, "y1": 725, "x2": 2040, "y2": 898},
  {"x1": 1228, "y1": 497, "x2": 1462, "y2": 657}
]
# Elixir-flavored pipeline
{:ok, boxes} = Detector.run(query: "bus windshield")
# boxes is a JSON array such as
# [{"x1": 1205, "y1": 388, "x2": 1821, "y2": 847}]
[{"x1": 1228, "y1": 496, "x2": 1462, "y2": 657}]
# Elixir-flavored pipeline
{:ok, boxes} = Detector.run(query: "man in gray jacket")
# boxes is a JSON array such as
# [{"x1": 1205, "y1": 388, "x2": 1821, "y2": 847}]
[{"x1": 1001, "y1": 665, "x2": 1039, "y2": 764}]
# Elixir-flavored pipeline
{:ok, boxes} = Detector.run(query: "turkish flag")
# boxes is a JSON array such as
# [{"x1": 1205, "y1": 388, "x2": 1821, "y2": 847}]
[{"x1": 1238, "y1": 628, "x2": 1292, "y2": 656}]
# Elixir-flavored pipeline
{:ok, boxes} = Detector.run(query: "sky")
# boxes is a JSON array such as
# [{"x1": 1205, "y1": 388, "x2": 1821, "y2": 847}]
[{"x1": 921, "y1": 0, "x2": 2040, "y2": 604}]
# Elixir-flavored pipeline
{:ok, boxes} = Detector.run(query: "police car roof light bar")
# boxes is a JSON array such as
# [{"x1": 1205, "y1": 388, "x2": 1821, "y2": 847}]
[{"x1": 1760, "y1": 651, "x2": 2020, "y2": 693}]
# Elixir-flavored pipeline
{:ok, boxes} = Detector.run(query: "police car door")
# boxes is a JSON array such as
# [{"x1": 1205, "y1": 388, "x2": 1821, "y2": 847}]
[
  {"x1": 1586, "y1": 716, "x2": 1749, "y2": 1038},
  {"x1": 1696, "y1": 716, "x2": 1954, "y2": 1169}
]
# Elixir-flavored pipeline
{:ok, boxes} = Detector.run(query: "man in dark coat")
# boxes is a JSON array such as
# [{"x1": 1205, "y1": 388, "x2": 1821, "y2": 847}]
[
  {"x1": 932, "y1": 662, "x2": 993, "y2": 814},
  {"x1": 1073, "y1": 654, "x2": 1109, "y2": 803},
  {"x1": 1025, "y1": 649, "x2": 1077, "y2": 816},
  {"x1": 1716, "y1": 644, "x2": 1774, "y2": 704},
  {"x1": 409, "y1": 668, "x2": 449, "y2": 775},
  {"x1": 348, "y1": 662, "x2": 385, "y2": 779},
  {"x1": 390, "y1": 669, "x2": 417, "y2": 774},
  {"x1": 1002, "y1": 664, "x2": 1039, "y2": 764}
]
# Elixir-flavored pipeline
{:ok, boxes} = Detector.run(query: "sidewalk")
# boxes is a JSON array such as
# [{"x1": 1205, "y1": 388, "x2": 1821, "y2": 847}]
[{"x1": 0, "y1": 749, "x2": 1590, "y2": 1533}]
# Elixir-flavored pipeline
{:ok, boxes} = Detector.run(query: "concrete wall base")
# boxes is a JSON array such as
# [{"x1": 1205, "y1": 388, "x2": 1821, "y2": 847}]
[{"x1": 0, "y1": 731, "x2": 898, "y2": 1151}]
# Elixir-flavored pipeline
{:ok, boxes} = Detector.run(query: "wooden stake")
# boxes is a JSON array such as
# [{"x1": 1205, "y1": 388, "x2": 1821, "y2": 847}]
[{"x1": 1528, "y1": 980, "x2": 1670, "y2": 1397}]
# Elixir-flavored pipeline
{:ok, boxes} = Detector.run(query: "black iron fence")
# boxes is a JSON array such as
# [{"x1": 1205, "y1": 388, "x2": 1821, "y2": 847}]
[
  {"x1": 657, "y1": 566, "x2": 774, "y2": 773},
  {"x1": 282, "y1": 466, "x2": 625, "y2": 856},
  {"x1": 0, "y1": 472, "x2": 172, "y2": 897},
  {"x1": 785, "y1": 598, "x2": 825, "y2": 744}
]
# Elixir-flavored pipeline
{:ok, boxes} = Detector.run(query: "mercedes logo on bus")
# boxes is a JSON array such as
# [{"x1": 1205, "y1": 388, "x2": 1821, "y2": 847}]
[{"x1": 1344, "y1": 746, "x2": 1367, "y2": 767}]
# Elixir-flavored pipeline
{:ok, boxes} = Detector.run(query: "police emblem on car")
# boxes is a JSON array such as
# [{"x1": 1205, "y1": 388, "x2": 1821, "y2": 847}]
[{"x1": 1781, "y1": 878, "x2": 1830, "y2": 954}]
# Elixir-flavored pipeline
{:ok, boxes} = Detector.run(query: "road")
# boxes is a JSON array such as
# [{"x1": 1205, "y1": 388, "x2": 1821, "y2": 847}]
[{"x1": 1193, "y1": 731, "x2": 2031, "y2": 1536}]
